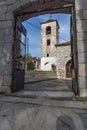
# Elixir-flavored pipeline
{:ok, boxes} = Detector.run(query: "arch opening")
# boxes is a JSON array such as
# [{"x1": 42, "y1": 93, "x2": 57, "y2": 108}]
[{"x1": 12, "y1": 0, "x2": 77, "y2": 95}]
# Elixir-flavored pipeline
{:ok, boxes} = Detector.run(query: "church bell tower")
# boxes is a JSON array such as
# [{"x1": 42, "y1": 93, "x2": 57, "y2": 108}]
[{"x1": 41, "y1": 19, "x2": 59, "y2": 71}]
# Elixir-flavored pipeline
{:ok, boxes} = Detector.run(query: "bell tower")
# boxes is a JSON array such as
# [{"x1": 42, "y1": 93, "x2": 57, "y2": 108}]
[
  {"x1": 41, "y1": 19, "x2": 59, "y2": 57},
  {"x1": 41, "y1": 19, "x2": 59, "y2": 71}
]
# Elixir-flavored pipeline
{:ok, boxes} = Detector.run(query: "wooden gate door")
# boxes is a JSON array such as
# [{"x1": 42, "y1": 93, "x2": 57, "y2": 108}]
[
  {"x1": 66, "y1": 60, "x2": 72, "y2": 78},
  {"x1": 12, "y1": 17, "x2": 26, "y2": 92}
]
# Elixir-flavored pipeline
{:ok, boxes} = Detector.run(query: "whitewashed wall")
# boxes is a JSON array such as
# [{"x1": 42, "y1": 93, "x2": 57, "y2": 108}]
[{"x1": 41, "y1": 57, "x2": 57, "y2": 71}]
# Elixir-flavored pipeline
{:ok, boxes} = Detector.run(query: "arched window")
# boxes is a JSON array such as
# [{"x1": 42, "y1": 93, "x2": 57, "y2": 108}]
[{"x1": 46, "y1": 26, "x2": 51, "y2": 35}]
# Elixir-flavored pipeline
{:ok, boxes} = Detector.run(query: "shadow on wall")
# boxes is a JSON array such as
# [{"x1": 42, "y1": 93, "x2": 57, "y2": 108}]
[{"x1": 56, "y1": 115, "x2": 76, "y2": 130}]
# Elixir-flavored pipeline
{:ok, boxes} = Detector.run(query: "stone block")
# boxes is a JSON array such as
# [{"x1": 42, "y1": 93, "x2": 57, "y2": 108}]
[
  {"x1": 0, "y1": 85, "x2": 11, "y2": 93},
  {"x1": 0, "y1": 20, "x2": 13, "y2": 28},
  {"x1": 7, "y1": 1, "x2": 21, "y2": 12},
  {"x1": 5, "y1": 28, "x2": 13, "y2": 35},
  {"x1": 0, "y1": 63, "x2": 12, "y2": 75},
  {"x1": 0, "y1": 12, "x2": 13, "y2": 21},
  {"x1": 76, "y1": 10, "x2": 84, "y2": 20},
  {"x1": 0, "y1": 119, "x2": 11, "y2": 130},
  {"x1": 77, "y1": 40, "x2": 87, "y2": 52},
  {"x1": 78, "y1": 63, "x2": 87, "y2": 77},
  {"x1": 75, "y1": 0, "x2": 87, "y2": 10},
  {"x1": 4, "y1": 75, "x2": 12, "y2": 86},
  {"x1": 0, "y1": 5, "x2": 7, "y2": 15},
  {"x1": 0, "y1": 29, "x2": 5, "y2": 36},
  {"x1": 0, "y1": 1, "x2": 5, "y2": 6},
  {"x1": 77, "y1": 20, "x2": 87, "y2": 32},
  {"x1": 5, "y1": 12, "x2": 13, "y2": 20},
  {"x1": 78, "y1": 76, "x2": 87, "y2": 89},
  {"x1": 79, "y1": 88, "x2": 87, "y2": 97},
  {"x1": 6, "y1": 0, "x2": 16, "y2": 5},
  {"x1": 0, "y1": 14, "x2": 6, "y2": 21},
  {"x1": 77, "y1": 32, "x2": 87, "y2": 41},
  {"x1": 0, "y1": 35, "x2": 13, "y2": 43},
  {"x1": 0, "y1": 75, "x2": 3, "y2": 86},
  {"x1": 20, "y1": 0, "x2": 31, "y2": 6},
  {"x1": 3, "y1": 43, "x2": 12, "y2": 52},
  {"x1": 78, "y1": 52, "x2": 87, "y2": 63},
  {"x1": 83, "y1": 9, "x2": 87, "y2": 19}
]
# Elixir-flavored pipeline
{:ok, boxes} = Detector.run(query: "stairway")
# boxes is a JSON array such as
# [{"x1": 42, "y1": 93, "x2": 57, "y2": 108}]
[{"x1": 25, "y1": 70, "x2": 57, "y2": 83}]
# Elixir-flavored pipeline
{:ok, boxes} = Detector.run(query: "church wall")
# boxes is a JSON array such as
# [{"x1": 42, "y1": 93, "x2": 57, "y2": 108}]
[
  {"x1": 41, "y1": 57, "x2": 57, "y2": 71},
  {"x1": 56, "y1": 45, "x2": 71, "y2": 79}
]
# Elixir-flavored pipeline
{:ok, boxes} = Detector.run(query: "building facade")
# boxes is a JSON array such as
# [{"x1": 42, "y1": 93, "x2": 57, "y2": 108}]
[
  {"x1": 56, "y1": 42, "x2": 71, "y2": 79},
  {"x1": 41, "y1": 19, "x2": 71, "y2": 79}
]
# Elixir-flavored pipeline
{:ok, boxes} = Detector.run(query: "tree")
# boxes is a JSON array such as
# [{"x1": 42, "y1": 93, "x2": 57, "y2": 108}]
[{"x1": 27, "y1": 60, "x2": 35, "y2": 70}]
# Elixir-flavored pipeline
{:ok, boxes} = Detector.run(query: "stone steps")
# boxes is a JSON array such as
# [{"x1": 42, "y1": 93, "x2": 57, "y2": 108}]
[
  {"x1": 9, "y1": 90, "x2": 75, "y2": 100},
  {"x1": 25, "y1": 70, "x2": 57, "y2": 78}
]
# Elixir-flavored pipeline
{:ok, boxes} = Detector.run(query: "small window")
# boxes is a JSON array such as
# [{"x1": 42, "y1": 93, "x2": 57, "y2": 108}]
[
  {"x1": 46, "y1": 26, "x2": 51, "y2": 35},
  {"x1": 47, "y1": 53, "x2": 49, "y2": 57},
  {"x1": 47, "y1": 39, "x2": 50, "y2": 46}
]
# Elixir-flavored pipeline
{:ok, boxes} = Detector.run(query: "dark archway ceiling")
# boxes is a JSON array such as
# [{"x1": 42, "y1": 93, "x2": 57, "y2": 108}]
[{"x1": 14, "y1": 0, "x2": 74, "y2": 21}]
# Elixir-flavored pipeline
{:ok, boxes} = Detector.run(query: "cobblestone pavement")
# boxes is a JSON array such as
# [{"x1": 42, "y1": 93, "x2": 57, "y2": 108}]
[{"x1": 0, "y1": 96, "x2": 87, "y2": 130}]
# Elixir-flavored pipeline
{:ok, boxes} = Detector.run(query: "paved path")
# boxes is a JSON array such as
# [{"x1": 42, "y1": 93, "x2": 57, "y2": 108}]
[
  {"x1": 11, "y1": 90, "x2": 74, "y2": 100},
  {"x1": 0, "y1": 96, "x2": 87, "y2": 130},
  {"x1": 25, "y1": 78, "x2": 72, "y2": 91},
  {"x1": 12, "y1": 78, "x2": 74, "y2": 100},
  {"x1": 1, "y1": 78, "x2": 84, "y2": 130}
]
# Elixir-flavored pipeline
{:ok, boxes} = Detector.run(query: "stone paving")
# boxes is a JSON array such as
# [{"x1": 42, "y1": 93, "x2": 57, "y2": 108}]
[
  {"x1": 0, "y1": 78, "x2": 87, "y2": 130},
  {"x1": 25, "y1": 78, "x2": 72, "y2": 91},
  {"x1": 22, "y1": 78, "x2": 73, "y2": 99},
  {"x1": 0, "y1": 96, "x2": 87, "y2": 130}
]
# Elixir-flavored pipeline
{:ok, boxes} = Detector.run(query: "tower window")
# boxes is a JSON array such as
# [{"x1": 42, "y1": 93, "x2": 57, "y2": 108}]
[
  {"x1": 47, "y1": 39, "x2": 50, "y2": 46},
  {"x1": 47, "y1": 53, "x2": 49, "y2": 57},
  {"x1": 46, "y1": 26, "x2": 51, "y2": 35}
]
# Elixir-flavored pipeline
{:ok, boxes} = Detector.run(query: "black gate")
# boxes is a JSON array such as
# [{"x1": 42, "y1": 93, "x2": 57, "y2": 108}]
[
  {"x1": 70, "y1": 7, "x2": 78, "y2": 95},
  {"x1": 12, "y1": 17, "x2": 27, "y2": 92}
]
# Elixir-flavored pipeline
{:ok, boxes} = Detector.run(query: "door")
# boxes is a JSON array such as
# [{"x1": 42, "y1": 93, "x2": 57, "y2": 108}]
[
  {"x1": 66, "y1": 60, "x2": 72, "y2": 78},
  {"x1": 12, "y1": 17, "x2": 27, "y2": 92}
]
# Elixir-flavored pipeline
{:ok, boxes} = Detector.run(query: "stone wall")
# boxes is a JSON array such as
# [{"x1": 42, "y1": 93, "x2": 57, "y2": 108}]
[
  {"x1": 41, "y1": 21, "x2": 59, "y2": 57},
  {"x1": 0, "y1": 0, "x2": 14, "y2": 93},
  {"x1": 0, "y1": 0, "x2": 87, "y2": 97},
  {"x1": 56, "y1": 45, "x2": 71, "y2": 79},
  {"x1": 75, "y1": 0, "x2": 87, "y2": 97}
]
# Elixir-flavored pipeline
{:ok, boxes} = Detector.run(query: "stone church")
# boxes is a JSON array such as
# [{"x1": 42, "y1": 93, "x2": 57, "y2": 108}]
[{"x1": 41, "y1": 19, "x2": 72, "y2": 79}]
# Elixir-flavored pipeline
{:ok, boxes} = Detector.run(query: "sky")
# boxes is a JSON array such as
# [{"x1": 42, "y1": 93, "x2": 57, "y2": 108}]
[{"x1": 23, "y1": 13, "x2": 71, "y2": 58}]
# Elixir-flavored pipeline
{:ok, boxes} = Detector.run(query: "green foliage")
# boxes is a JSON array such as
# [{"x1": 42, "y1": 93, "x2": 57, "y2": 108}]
[
  {"x1": 27, "y1": 60, "x2": 35, "y2": 70},
  {"x1": 22, "y1": 54, "x2": 36, "y2": 70}
]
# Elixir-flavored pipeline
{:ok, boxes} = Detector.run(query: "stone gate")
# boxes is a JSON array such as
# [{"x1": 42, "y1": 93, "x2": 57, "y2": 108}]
[{"x1": 0, "y1": 0, "x2": 87, "y2": 97}]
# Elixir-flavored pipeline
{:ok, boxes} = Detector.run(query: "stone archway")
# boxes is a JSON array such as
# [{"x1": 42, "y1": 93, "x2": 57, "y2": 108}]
[{"x1": 0, "y1": 0, "x2": 87, "y2": 97}]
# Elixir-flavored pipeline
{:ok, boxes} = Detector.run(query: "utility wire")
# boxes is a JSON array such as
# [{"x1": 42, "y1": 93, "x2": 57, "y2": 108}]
[
  {"x1": 24, "y1": 20, "x2": 70, "y2": 42},
  {"x1": 26, "y1": 21, "x2": 41, "y2": 30}
]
